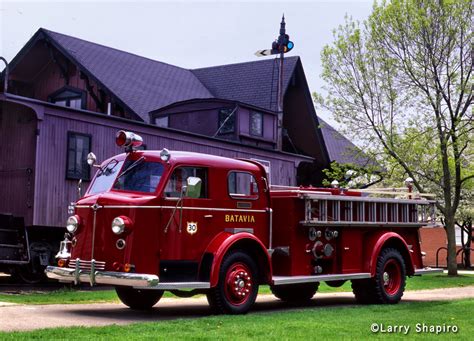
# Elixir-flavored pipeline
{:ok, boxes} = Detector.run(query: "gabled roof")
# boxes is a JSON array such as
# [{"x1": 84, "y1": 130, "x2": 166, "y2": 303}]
[
  {"x1": 192, "y1": 57, "x2": 299, "y2": 112},
  {"x1": 318, "y1": 117, "x2": 374, "y2": 167},
  {"x1": 41, "y1": 29, "x2": 213, "y2": 121},
  {"x1": 6, "y1": 28, "x2": 372, "y2": 168}
]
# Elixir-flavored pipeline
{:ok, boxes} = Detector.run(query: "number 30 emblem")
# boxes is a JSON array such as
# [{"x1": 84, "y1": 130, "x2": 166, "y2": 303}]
[{"x1": 187, "y1": 222, "x2": 198, "y2": 235}]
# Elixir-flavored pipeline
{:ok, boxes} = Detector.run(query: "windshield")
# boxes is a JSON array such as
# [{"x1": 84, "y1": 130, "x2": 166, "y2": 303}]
[
  {"x1": 88, "y1": 160, "x2": 124, "y2": 195},
  {"x1": 113, "y1": 160, "x2": 164, "y2": 193}
]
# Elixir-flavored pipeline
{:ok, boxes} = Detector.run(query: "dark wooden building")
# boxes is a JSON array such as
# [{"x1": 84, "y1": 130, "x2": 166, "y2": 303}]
[{"x1": 0, "y1": 28, "x2": 369, "y2": 279}]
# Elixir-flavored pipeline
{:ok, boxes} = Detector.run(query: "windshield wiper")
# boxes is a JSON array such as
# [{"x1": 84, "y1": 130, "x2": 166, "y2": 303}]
[
  {"x1": 116, "y1": 157, "x2": 145, "y2": 180},
  {"x1": 97, "y1": 159, "x2": 118, "y2": 177}
]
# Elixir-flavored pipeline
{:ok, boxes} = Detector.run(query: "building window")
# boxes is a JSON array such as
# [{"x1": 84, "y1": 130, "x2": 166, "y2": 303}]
[
  {"x1": 155, "y1": 116, "x2": 169, "y2": 128},
  {"x1": 250, "y1": 112, "x2": 263, "y2": 136},
  {"x1": 49, "y1": 87, "x2": 86, "y2": 110},
  {"x1": 218, "y1": 108, "x2": 235, "y2": 134},
  {"x1": 66, "y1": 132, "x2": 91, "y2": 180}
]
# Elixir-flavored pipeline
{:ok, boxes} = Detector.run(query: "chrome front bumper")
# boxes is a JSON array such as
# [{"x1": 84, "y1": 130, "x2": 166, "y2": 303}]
[{"x1": 45, "y1": 266, "x2": 159, "y2": 287}]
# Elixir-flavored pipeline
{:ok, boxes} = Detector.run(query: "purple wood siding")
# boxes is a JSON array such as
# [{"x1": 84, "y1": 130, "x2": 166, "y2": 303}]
[
  {"x1": 33, "y1": 104, "x2": 310, "y2": 228},
  {"x1": 0, "y1": 102, "x2": 36, "y2": 225}
]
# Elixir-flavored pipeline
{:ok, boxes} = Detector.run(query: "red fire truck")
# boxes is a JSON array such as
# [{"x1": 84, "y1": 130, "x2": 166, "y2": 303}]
[{"x1": 46, "y1": 131, "x2": 440, "y2": 314}]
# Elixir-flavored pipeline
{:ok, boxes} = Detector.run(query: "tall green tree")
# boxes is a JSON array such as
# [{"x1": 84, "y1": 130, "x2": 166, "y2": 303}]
[{"x1": 317, "y1": 0, "x2": 473, "y2": 275}]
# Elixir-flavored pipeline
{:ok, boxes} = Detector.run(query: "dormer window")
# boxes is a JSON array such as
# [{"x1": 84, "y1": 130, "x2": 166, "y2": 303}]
[
  {"x1": 218, "y1": 108, "x2": 235, "y2": 134},
  {"x1": 250, "y1": 111, "x2": 263, "y2": 136},
  {"x1": 48, "y1": 87, "x2": 86, "y2": 110}
]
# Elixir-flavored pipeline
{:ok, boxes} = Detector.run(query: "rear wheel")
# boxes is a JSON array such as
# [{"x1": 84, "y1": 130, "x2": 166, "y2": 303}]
[
  {"x1": 115, "y1": 287, "x2": 164, "y2": 310},
  {"x1": 352, "y1": 248, "x2": 406, "y2": 304},
  {"x1": 207, "y1": 251, "x2": 259, "y2": 314},
  {"x1": 271, "y1": 282, "x2": 319, "y2": 303}
]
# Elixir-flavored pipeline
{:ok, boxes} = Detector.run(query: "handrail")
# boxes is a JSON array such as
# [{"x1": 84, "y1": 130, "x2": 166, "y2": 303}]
[
  {"x1": 435, "y1": 247, "x2": 448, "y2": 268},
  {"x1": 0, "y1": 57, "x2": 8, "y2": 93}
]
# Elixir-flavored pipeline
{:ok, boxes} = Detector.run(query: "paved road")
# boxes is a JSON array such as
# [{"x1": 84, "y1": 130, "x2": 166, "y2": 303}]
[{"x1": 1, "y1": 286, "x2": 474, "y2": 332}]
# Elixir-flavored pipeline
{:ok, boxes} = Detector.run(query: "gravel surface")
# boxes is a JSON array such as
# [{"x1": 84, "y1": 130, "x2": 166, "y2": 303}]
[{"x1": 1, "y1": 286, "x2": 474, "y2": 332}]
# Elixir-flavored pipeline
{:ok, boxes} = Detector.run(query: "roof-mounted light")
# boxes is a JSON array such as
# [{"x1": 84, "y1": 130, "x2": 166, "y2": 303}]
[
  {"x1": 115, "y1": 130, "x2": 143, "y2": 151},
  {"x1": 160, "y1": 148, "x2": 171, "y2": 162}
]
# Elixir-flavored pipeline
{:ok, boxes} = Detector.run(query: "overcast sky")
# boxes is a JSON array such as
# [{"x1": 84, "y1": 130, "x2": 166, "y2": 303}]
[{"x1": 0, "y1": 0, "x2": 372, "y2": 124}]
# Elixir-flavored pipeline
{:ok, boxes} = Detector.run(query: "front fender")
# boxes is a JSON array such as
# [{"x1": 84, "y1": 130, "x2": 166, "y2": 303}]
[
  {"x1": 367, "y1": 232, "x2": 414, "y2": 276},
  {"x1": 203, "y1": 231, "x2": 272, "y2": 287}
]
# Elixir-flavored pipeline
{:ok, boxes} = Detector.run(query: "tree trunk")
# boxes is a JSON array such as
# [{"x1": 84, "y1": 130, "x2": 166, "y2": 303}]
[
  {"x1": 445, "y1": 216, "x2": 458, "y2": 276},
  {"x1": 464, "y1": 220, "x2": 472, "y2": 268}
]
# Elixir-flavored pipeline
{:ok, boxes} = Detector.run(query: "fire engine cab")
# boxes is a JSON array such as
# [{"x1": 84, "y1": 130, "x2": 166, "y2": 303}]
[{"x1": 46, "y1": 131, "x2": 441, "y2": 314}]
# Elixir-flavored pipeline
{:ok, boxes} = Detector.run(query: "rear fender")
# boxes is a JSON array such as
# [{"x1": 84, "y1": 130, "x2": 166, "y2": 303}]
[
  {"x1": 367, "y1": 232, "x2": 414, "y2": 276},
  {"x1": 203, "y1": 232, "x2": 272, "y2": 287}
]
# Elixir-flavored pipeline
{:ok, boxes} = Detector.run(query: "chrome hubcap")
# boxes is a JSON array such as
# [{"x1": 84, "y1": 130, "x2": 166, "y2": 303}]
[{"x1": 383, "y1": 272, "x2": 390, "y2": 285}]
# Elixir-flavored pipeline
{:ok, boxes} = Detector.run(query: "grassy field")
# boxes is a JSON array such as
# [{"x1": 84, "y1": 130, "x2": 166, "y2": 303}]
[
  {"x1": 0, "y1": 273, "x2": 473, "y2": 305},
  {"x1": 0, "y1": 299, "x2": 472, "y2": 339}
]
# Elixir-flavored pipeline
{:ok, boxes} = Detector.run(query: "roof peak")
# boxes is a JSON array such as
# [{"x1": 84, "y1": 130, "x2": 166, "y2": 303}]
[
  {"x1": 192, "y1": 55, "x2": 300, "y2": 71},
  {"x1": 39, "y1": 28, "x2": 189, "y2": 73}
]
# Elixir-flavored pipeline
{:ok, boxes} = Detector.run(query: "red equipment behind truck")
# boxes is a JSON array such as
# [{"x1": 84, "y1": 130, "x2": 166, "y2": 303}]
[{"x1": 46, "y1": 131, "x2": 441, "y2": 314}]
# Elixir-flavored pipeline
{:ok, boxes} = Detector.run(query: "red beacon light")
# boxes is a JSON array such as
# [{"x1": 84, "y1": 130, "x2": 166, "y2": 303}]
[{"x1": 115, "y1": 130, "x2": 143, "y2": 152}]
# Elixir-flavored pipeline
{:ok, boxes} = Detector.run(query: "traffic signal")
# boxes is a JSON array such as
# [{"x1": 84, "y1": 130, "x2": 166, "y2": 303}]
[{"x1": 280, "y1": 34, "x2": 294, "y2": 53}]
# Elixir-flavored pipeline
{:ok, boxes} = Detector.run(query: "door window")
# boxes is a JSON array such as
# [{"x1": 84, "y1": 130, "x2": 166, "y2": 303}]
[
  {"x1": 228, "y1": 172, "x2": 259, "y2": 200},
  {"x1": 164, "y1": 167, "x2": 208, "y2": 198}
]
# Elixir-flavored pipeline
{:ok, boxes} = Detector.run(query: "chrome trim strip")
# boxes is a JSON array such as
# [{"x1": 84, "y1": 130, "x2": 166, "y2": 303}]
[
  {"x1": 45, "y1": 266, "x2": 159, "y2": 287},
  {"x1": 268, "y1": 208, "x2": 273, "y2": 250},
  {"x1": 224, "y1": 228, "x2": 254, "y2": 234},
  {"x1": 300, "y1": 221, "x2": 429, "y2": 228},
  {"x1": 414, "y1": 267, "x2": 443, "y2": 275},
  {"x1": 272, "y1": 273, "x2": 371, "y2": 285},
  {"x1": 301, "y1": 193, "x2": 434, "y2": 205},
  {"x1": 136, "y1": 282, "x2": 211, "y2": 290},
  {"x1": 91, "y1": 210, "x2": 97, "y2": 260},
  {"x1": 91, "y1": 205, "x2": 267, "y2": 213}
]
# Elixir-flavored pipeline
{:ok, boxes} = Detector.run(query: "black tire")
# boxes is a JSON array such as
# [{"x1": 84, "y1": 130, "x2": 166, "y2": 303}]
[
  {"x1": 206, "y1": 251, "x2": 259, "y2": 314},
  {"x1": 352, "y1": 248, "x2": 406, "y2": 304},
  {"x1": 271, "y1": 282, "x2": 319, "y2": 302},
  {"x1": 11, "y1": 264, "x2": 47, "y2": 284},
  {"x1": 115, "y1": 287, "x2": 164, "y2": 310},
  {"x1": 351, "y1": 279, "x2": 376, "y2": 304}
]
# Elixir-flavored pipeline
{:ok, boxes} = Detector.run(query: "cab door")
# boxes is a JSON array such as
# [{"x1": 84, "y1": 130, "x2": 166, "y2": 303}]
[{"x1": 159, "y1": 166, "x2": 212, "y2": 261}]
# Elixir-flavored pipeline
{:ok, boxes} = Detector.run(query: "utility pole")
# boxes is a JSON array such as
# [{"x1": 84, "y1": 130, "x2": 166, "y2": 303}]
[{"x1": 255, "y1": 15, "x2": 294, "y2": 151}]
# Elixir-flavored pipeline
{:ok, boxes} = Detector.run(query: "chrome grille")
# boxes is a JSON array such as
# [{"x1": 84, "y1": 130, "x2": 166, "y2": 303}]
[{"x1": 68, "y1": 259, "x2": 106, "y2": 271}]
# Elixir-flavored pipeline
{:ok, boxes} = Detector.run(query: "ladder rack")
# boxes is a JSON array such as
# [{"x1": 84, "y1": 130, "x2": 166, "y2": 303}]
[{"x1": 298, "y1": 192, "x2": 436, "y2": 228}]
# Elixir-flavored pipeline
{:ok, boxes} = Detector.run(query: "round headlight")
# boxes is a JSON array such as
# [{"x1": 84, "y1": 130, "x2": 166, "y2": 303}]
[
  {"x1": 112, "y1": 217, "x2": 126, "y2": 235},
  {"x1": 66, "y1": 215, "x2": 79, "y2": 233}
]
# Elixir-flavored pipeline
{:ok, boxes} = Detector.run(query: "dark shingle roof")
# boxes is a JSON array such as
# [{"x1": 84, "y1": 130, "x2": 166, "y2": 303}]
[
  {"x1": 43, "y1": 29, "x2": 213, "y2": 121},
  {"x1": 18, "y1": 29, "x2": 370, "y2": 168},
  {"x1": 318, "y1": 117, "x2": 374, "y2": 167},
  {"x1": 191, "y1": 57, "x2": 299, "y2": 112}
]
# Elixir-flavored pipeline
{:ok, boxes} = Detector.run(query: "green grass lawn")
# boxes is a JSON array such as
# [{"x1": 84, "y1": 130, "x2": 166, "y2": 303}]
[
  {"x1": 1, "y1": 299, "x2": 472, "y2": 339},
  {"x1": 0, "y1": 273, "x2": 473, "y2": 305}
]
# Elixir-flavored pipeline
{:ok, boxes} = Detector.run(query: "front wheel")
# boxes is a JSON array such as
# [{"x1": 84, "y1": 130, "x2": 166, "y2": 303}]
[
  {"x1": 115, "y1": 287, "x2": 164, "y2": 310},
  {"x1": 207, "y1": 251, "x2": 259, "y2": 314}
]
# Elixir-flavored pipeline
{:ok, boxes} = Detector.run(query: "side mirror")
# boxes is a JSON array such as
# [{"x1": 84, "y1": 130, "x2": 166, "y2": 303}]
[
  {"x1": 87, "y1": 152, "x2": 101, "y2": 168},
  {"x1": 185, "y1": 177, "x2": 202, "y2": 199}
]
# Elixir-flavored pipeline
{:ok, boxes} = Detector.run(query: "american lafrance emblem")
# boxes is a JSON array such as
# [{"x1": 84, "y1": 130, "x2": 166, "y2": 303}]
[{"x1": 187, "y1": 222, "x2": 198, "y2": 235}]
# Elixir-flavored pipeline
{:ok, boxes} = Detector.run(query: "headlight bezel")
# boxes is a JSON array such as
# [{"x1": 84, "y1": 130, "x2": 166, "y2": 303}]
[
  {"x1": 112, "y1": 216, "x2": 132, "y2": 235},
  {"x1": 66, "y1": 215, "x2": 80, "y2": 233}
]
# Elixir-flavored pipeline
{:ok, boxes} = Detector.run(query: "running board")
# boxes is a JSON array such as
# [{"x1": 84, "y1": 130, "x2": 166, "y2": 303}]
[
  {"x1": 413, "y1": 267, "x2": 443, "y2": 276},
  {"x1": 272, "y1": 273, "x2": 371, "y2": 286}
]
